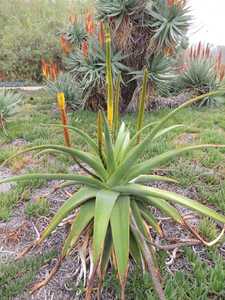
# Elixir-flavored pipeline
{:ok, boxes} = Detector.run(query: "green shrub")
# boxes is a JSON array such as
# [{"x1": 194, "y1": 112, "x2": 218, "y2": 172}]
[{"x1": 0, "y1": 0, "x2": 94, "y2": 81}]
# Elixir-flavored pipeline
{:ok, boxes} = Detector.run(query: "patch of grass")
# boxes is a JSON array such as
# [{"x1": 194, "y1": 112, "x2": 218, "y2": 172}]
[
  {"x1": 200, "y1": 148, "x2": 225, "y2": 168},
  {"x1": 198, "y1": 218, "x2": 219, "y2": 241},
  {"x1": 25, "y1": 197, "x2": 50, "y2": 218},
  {"x1": 197, "y1": 182, "x2": 225, "y2": 211},
  {"x1": 164, "y1": 248, "x2": 225, "y2": 300},
  {"x1": 0, "y1": 190, "x2": 21, "y2": 221},
  {"x1": 0, "y1": 250, "x2": 57, "y2": 300},
  {"x1": 0, "y1": 147, "x2": 18, "y2": 164},
  {"x1": 168, "y1": 159, "x2": 201, "y2": 187},
  {"x1": 99, "y1": 248, "x2": 225, "y2": 299}
]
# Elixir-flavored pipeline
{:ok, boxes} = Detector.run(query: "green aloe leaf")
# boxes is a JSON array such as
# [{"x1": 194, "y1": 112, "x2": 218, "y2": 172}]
[
  {"x1": 93, "y1": 190, "x2": 119, "y2": 264},
  {"x1": 127, "y1": 121, "x2": 158, "y2": 151},
  {"x1": 150, "y1": 91, "x2": 223, "y2": 138},
  {"x1": 114, "y1": 122, "x2": 126, "y2": 158},
  {"x1": 62, "y1": 200, "x2": 95, "y2": 257},
  {"x1": 100, "y1": 229, "x2": 113, "y2": 279},
  {"x1": 116, "y1": 184, "x2": 225, "y2": 224},
  {"x1": 130, "y1": 231, "x2": 143, "y2": 268},
  {"x1": 1, "y1": 145, "x2": 107, "y2": 181},
  {"x1": 131, "y1": 175, "x2": 178, "y2": 184},
  {"x1": 0, "y1": 173, "x2": 106, "y2": 190},
  {"x1": 116, "y1": 130, "x2": 130, "y2": 164},
  {"x1": 110, "y1": 196, "x2": 130, "y2": 285},
  {"x1": 109, "y1": 92, "x2": 224, "y2": 185},
  {"x1": 131, "y1": 200, "x2": 149, "y2": 239},
  {"x1": 143, "y1": 196, "x2": 183, "y2": 224},
  {"x1": 39, "y1": 187, "x2": 96, "y2": 243},
  {"x1": 152, "y1": 124, "x2": 186, "y2": 141},
  {"x1": 49, "y1": 124, "x2": 99, "y2": 154},
  {"x1": 138, "y1": 203, "x2": 162, "y2": 235},
  {"x1": 127, "y1": 144, "x2": 225, "y2": 181}
]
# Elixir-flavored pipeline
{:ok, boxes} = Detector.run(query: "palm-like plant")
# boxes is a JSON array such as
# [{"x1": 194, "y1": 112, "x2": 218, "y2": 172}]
[
  {"x1": 94, "y1": 0, "x2": 192, "y2": 108},
  {"x1": 147, "y1": 0, "x2": 191, "y2": 54},
  {"x1": 1, "y1": 28, "x2": 225, "y2": 300},
  {"x1": 96, "y1": 0, "x2": 147, "y2": 21},
  {"x1": 0, "y1": 89, "x2": 22, "y2": 135},
  {"x1": 65, "y1": 39, "x2": 129, "y2": 109}
]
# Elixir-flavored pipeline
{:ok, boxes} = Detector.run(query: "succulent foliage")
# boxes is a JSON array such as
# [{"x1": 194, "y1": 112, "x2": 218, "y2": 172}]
[{"x1": 1, "y1": 28, "x2": 225, "y2": 300}]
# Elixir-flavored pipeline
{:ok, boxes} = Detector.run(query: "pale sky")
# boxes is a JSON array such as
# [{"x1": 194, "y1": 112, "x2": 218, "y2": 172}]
[{"x1": 188, "y1": 0, "x2": 225, "y2": 46}]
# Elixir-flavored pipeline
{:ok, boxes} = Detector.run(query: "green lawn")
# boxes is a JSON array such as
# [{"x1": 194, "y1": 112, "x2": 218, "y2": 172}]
[{"x1": 0, "y1": 90, "x2": 225, "y2": 299}]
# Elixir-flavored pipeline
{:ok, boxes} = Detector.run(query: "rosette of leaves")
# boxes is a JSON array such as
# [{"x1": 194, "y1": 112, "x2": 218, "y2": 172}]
[
  {"x1": 65, "y1": 40, "x2": 129, "y2": 108},
  {"x1": 176, "y1": 58, "x2": 224, "y2": 106},
  {"x1": 147, "y1": 0, "x2": 191, "y2": 54},
  {"x1": 96, "y1": 0, "x2": 147, "y2": 21},
  {"x1": 46, "y1": 72, "x2": 82, "y2": 110},
  {"x1": 0, "y1": 89, "x2": 22, "y2": 134},
  {"x1": 1, "y1": 27, "x2": 225, "y2": 300},
  {"x1": 62, "y1": 21, "x2": 87, "y2": 48},
  {"x1": 96, "y1": 0, "x2": 150, "y2": 67}
]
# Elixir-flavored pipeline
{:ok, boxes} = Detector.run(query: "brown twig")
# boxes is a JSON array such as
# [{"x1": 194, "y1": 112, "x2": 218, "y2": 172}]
[
  {"x1": 30, "y1": 258, "x2": 62, "y2": 294},
  {"x1": 183, "y1": 220, "x2": 225, "y2": 247}
]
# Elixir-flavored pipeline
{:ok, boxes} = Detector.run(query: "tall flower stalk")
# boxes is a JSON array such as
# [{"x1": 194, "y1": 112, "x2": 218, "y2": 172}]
[
  {"x1": 57, "y1": 92, "x2": 71, "y2": 147},
  {"x1": 105, "y1": 24, "x2": 114, "y2": 129},
  {"x1": 136, "y1": 68, "x2": 148, "y2": 143}
]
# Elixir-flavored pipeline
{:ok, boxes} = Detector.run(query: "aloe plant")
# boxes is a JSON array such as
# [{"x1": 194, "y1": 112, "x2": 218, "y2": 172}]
[
  {"x1": 0, "y1": 89, "x2": 22, "y2": 135},
  {"x1": 176, "y1": 44, "x2": 225, "y2": 106},
  {"x1": 65, "y1": 38, "x2": 129, "y2": 109},
  {"x1": 46, "y1": 72, "x2": 82, "y2": 110},
  {"x1": 1, "y1": 26, "x2": 225, "y2": 300}
]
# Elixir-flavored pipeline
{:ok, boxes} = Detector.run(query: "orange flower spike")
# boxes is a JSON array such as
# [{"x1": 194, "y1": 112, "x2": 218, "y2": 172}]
[
  {"x1": 51, "y1": 63, "x2": 58, "y2": 81},
  {"x1": 86, "y1": 12, "x2": 95, "y2": 35},
  {"x1": 82, "y1": 41, "x2": 89, "y2": 58},
  {"x1": 205, "y1": 45, "x2": 210, "y2": 59},
  {"x1": 219, "y1": 66, "x2": 225, "y2": 81},
  {"x1": 60, "y1": 35, "x2": 72, "y2": 55},
  {"x1": 57, "y1": 93, "x2": 71, "y2": 147},
  {"x1": 217, "y1": 51, "x2": 222, "y2": 69},
  {"x1": 167, "y1": 0, "x2": 174, "y2": 7},
  {"x1": 98, "y1": 21, "x2": 105, "y2": 48},
  {"x1": 197, "y1": 42, "x2": 202, "y2": 57},
  {"x1": 41, "y1": 59, "x2": 49, "y2": 79}
]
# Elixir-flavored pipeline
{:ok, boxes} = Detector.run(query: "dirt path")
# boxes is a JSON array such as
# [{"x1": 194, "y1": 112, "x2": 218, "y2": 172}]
[{"x1": 0, "y1": 86, "x2": 44, "y2": 91}]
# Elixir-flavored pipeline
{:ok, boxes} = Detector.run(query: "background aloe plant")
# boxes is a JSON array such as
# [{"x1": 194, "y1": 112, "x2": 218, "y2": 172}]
[
  {"x1": 175, "y1": 43, "x2": 225, "y2": 106},
  {"x1": 1, "y1": 25, "x2": 225, "y2": 300},
  {"x1": 0, "y1": 89, "x2": 22, "y2": 135}
]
